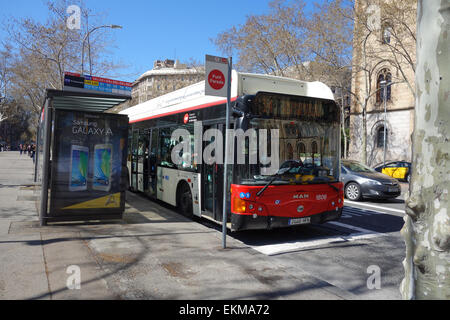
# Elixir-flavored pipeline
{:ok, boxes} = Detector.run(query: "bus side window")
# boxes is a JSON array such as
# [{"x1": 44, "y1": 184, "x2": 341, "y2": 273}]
[{"x1": 158, "y1": 128, "x2": 176, "y2": 168}]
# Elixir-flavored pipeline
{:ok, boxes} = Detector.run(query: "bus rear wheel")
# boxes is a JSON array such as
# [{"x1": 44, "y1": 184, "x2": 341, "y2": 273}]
[{"x1": 177, "y1": 182, "x2": 193, "y2": 218}]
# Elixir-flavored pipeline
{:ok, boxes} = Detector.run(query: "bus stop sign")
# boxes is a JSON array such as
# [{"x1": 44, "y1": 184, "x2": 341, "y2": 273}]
[{"x1": 205, "y1": 54, "x2": 229, "y2": 97}]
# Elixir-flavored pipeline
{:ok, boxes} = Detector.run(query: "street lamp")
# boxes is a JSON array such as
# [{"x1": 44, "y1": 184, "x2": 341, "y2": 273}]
[
  {"x1": 81, "y1": 24, "x2": 122, "y2": 76},
  {"x1": 380, "y1": 79, "x2": 388, "y2": 168}
]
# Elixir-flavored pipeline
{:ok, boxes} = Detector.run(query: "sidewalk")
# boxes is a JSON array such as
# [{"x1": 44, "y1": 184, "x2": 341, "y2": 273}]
[{"x1": 0, "y1": 151, "x2": 356, "y2": 300}]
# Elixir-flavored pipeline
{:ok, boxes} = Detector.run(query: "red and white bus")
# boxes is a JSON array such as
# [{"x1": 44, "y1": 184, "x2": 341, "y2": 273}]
[{"x1": 121, "y1": 71, "x2": 344, "y2": 231}]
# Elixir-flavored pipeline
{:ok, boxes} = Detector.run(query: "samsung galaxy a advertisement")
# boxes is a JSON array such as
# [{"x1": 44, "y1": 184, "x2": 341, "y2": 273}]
[{"x1": 50, "y1": 110, "x2": 128, "y2": 215}]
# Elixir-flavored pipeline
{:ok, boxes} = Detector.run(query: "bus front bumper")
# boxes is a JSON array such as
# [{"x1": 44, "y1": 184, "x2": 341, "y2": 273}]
[{"x1": 230, "y1": 208, "x2": 343, "y2": 232}]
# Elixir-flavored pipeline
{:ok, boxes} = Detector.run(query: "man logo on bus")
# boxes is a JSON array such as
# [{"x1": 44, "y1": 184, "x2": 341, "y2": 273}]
[
  {"x1": 208, "y1": 69, "x2": 225, "y2": 90},
  {"x1": 183, "y1": 113, "x2": 189, "y2": 124}
]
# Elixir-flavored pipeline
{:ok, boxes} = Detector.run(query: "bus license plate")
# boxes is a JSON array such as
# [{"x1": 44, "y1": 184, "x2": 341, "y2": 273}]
[{"x1": 289, "y1": 217, "x2": 311, "y2": 225}]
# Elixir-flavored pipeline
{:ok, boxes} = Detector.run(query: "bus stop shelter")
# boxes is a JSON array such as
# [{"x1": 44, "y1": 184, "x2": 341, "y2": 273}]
[{"x1": 36, "y1": 89, "x2": 130, "y2": 226}]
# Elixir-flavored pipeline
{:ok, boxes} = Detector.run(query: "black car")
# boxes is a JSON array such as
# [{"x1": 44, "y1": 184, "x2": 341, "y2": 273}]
[{"x1": 341, "y1": 160, "x2": 401, "y2": 201}]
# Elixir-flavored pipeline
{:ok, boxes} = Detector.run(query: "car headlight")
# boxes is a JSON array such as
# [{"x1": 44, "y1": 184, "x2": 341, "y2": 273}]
[{"x1": 367, "y1": 180, "x2": 382, "y2": 186}]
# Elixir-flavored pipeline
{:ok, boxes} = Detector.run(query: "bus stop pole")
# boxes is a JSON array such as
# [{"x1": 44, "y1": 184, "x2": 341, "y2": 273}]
[{"x1": 222, "y1": 57, "x2": 232, "y2": 249}]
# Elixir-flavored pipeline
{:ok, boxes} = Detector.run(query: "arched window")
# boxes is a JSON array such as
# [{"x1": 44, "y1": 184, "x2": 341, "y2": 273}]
[
  {"x1": 382, "y1": 25, "x2": 393, "y2": 44},
  {"x1": 311, "y1": 141, "x2": 318, "y2": 155},
  {"x1": 376, "y1": 69, "x2": 392, "y2": 103},
  {"x1": 377, "y1": 126, "x2": 387, "y2": 148},
  {"x1": 297, "y1": 143, "x2": 306, "y2": 162},
  {"x1": 298, "y1": 143, "x2": 306, "y2": 155},
  {"x1": 286, "y1": 143, "x2": 293, "y2": 160}
]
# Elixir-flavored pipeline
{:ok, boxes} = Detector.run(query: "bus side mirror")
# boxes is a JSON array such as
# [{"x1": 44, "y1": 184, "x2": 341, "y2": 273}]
[{"x1": 232, "y1": 108, "x2": 245, "y2": 118}]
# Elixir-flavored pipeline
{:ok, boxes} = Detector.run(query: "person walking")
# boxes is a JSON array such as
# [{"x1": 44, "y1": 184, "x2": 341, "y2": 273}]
[
  {"x1": 31, "y1": 144, "x2": 36, "y2": 164},
  {"x1": 19, "y1": 144, "x2": 22, "y2": 155}
]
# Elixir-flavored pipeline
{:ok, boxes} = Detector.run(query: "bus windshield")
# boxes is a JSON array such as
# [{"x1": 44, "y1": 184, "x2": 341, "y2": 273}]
[{"x1": 234, "y1": 93, "x2": 340, "y2": 186}]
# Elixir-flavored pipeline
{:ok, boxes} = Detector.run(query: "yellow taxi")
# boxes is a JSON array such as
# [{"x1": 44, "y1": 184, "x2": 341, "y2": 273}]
[{"x1": 374, "y1": 161, "x2": 411, "y2": 182}]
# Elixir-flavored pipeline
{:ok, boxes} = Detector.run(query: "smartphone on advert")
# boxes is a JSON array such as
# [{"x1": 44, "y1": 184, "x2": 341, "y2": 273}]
[
  {"x1": 93, "y1": 144, "x2": 113, "y2": 191},
  {"x1": 69, "y1": 145, "x2": 89, "y2": 191}
]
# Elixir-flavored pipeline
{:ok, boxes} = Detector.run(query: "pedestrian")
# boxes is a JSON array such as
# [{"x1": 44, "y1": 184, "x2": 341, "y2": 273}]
[
  {"x1": 31, "y1": 144, "x2": 36, "y2": 164},
  {"x1": 19, "y1": 144, "x2": 22, "y2": 155}
]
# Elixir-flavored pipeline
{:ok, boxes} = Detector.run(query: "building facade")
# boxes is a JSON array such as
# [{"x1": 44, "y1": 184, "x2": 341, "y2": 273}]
[
  {"x1": 132, "y1": 59, "x2": 204, "y2": 105},
  {"x1": 111, "y1": 59, "x2": 205, "y2": 113},
  {"x1": 349, "y1": 0, "x2": 416, "y2": 166}
]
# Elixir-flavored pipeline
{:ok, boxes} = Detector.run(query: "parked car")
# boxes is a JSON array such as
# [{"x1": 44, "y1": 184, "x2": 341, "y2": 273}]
[
  {"x1": 374, "y1": 161, "x2": 412, "y2": 183},
  {"x1": 341, "y1": 160, "x2": 401, "y2": 201}
]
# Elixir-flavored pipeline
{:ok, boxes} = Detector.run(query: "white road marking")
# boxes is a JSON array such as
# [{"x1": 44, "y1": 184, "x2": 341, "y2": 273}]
[
  {"x1": 327, "y1": 221, "x2": 382, "y2": 234},
  {"x1": 344, "y1": 200, "x2": 405, "y2": 214},
  {"x1": 251, "y1": 221, "x2": 386, "y2": 256}
]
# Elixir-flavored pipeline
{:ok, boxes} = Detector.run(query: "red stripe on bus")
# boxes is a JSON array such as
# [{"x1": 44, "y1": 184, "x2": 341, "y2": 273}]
[{"x1": 129, "y1": 96, "x2": 238, "y2": 124}]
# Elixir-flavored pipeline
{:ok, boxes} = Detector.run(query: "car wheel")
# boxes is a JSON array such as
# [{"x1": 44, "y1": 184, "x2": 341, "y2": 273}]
[{"x1": 345, "y1": 182, "x2": 362, "y2": 201}]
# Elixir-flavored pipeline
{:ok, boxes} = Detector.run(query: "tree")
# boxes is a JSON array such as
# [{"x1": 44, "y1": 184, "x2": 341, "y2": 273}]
[
  {"x1": 214, "y1": 0, "x2": 311, "y2": 77},
  {"x1": 214, "y1": 0, "x2": 353, "y2": 157},
  {"x1": 400, "y1": 0, "x2": 450, "y2": 300},
  {"x1": 0, "y1": 45, "x2": 13, "y2": 130},
  {"x1": 1, "y1": 0, "x2": 124, "y2": 138},
  {"x1": 308, "y1": 0, "x2": 353, "y2": 158}
]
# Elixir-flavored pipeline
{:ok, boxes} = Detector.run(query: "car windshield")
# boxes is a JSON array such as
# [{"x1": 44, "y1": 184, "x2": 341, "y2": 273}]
[{"x1": 343, "y1": 161, "x2": 377, "y2": 173}]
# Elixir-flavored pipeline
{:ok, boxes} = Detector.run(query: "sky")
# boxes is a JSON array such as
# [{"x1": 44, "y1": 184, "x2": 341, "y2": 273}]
[{"x1": 0, "y1": 0, "x2": 317, "y2": 83}]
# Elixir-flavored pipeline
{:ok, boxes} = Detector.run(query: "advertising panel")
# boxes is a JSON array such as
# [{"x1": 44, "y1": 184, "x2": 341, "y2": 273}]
[
  {"x1": 49, "y1": 110, "x2": 128, "y2": 215},
  {"x1": 63, "y1": 72, "x2": 132, "y2": 96}
]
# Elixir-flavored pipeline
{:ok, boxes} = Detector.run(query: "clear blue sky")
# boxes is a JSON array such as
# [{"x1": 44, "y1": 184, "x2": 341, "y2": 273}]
[{"x1": 0, "y1": 0, "x2": 317, "y2": 83}]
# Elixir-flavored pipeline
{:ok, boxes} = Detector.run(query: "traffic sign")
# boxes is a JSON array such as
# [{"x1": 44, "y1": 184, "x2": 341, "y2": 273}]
[{"x1": 205, "y1": 55, "x2": 229, "y2": 97}]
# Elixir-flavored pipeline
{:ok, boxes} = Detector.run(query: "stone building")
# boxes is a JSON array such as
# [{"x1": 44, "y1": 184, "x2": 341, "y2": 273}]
[
  {"x1": 111, "y1": 59, "x2": 205, "y2": 113},
  {"x1": 132, "y1": 59, "x2": 204, "y2": 105},
  {"x1": 349, "y1": 0, "x2": 417, "y2": 166}
]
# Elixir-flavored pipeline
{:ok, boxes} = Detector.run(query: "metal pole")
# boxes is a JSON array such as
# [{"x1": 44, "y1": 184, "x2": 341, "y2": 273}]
[
  {"x1": 34, "y1": 121, "x2": 40, "y2": 183},
  {"x1": 39, "y1": 99, "x2": 51, "y2": 226},
  {"x1": 88, "y1": 33, "x2": 92, "y2": 76},
  {"x1": 222, "y1": 57, "x2": 232, "y2": 249},
  {"x1": 81, "y1": 32, "x2": 88, "y2": 75},
  {"x1": 383, "y1": 82, "x2": 387, "y2": 167},
  {"x1": 81, "y1": 25, "x2": 122, "y2": 76}
]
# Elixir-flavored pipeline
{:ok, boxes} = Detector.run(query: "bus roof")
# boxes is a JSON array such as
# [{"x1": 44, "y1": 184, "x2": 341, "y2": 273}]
[{"x1": 120, "y1": 71, "x2": 335, "y2": 123}]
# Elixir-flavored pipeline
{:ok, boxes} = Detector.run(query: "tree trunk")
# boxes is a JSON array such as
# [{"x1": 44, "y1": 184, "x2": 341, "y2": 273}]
[
  {"x1": 341, "y1": 93, "x2": 347, "y2": 159},
  {"x1": 400, "y1": 0, "x2": 450, "y2": 300}
]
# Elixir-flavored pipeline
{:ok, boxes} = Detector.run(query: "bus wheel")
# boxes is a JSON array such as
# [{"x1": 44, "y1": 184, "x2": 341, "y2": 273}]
[{"x1": 177, "y1": 182, "x2": 193, "y2": 218}]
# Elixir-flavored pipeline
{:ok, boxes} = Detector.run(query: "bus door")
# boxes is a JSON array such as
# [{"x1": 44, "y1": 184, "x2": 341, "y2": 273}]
[
  {"x1": 130, "y1": 129, "x2": 139, "y2": 191},
  {"x1": 146, "y1": 128, "x2": 158, "y2": 198},
  {"x1": 202, "y1": 123, "x2": 224, "y2": 222},
  {"x1": 136, "y1": 131, "x2": 148, "y2": 193}
]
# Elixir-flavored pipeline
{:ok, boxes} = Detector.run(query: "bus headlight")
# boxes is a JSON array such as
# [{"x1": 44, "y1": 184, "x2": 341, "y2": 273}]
[{"x1": 318, "y1": 170, "x2": 328, "y2": 177}]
